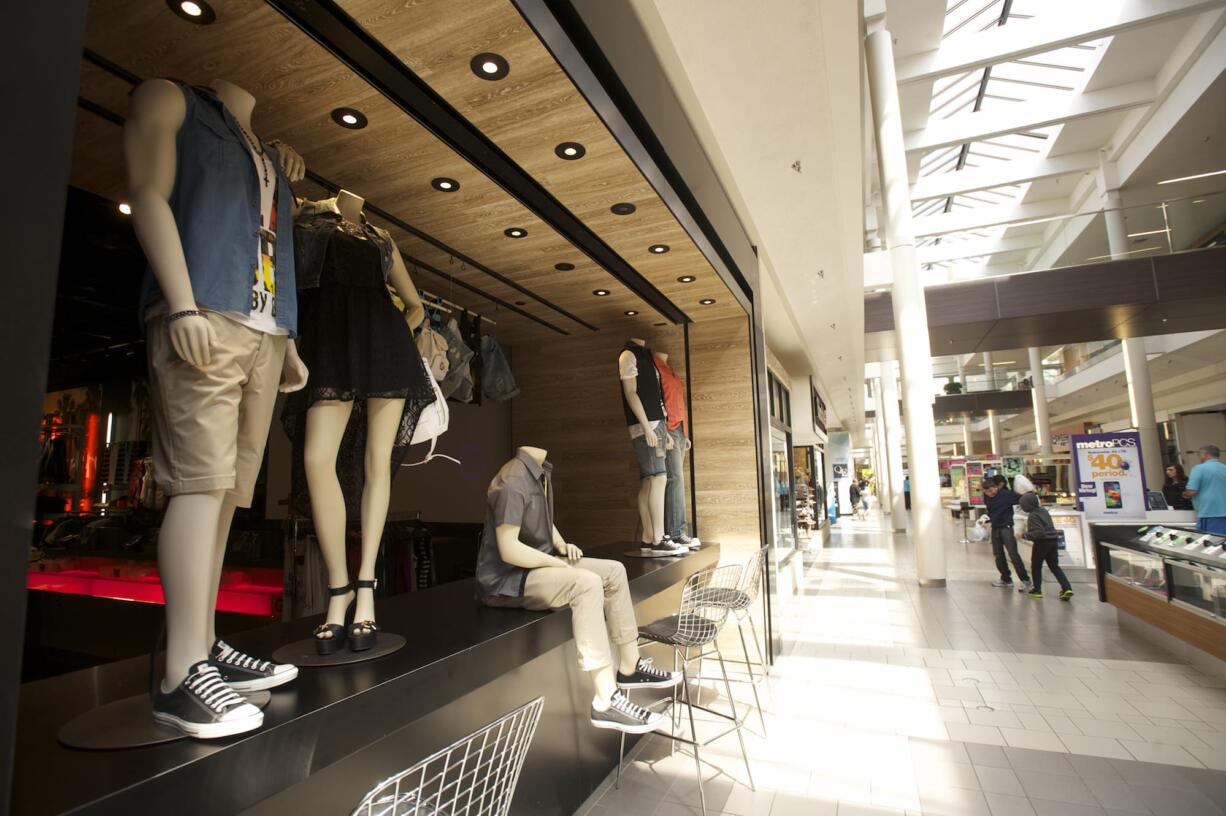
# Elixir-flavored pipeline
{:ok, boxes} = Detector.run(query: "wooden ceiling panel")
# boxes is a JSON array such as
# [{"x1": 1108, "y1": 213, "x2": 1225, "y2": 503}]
[
  {"x1": 338, "y1": 0, "x2": 744, "y2": 322},
  {"x1": 74, "y1": 0, "x2": 721, "y2": 345}
]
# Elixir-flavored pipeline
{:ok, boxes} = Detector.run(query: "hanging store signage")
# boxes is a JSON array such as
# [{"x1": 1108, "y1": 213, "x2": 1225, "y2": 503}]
[{"x1": 1071, "y1": 431, "x2": 1148, "y2": 521}]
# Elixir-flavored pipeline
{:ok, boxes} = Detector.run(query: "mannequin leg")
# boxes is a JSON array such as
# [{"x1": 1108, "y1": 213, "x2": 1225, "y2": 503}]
[
  {"x1": 590, "y1": 666, "x2": 617, "y2": 708},
  {"x1": 304, "y1": 401, "x2": 356, "y2": 636},
  {"x1": 637, "y1": 478, "x2": 653, "y2": 544},
  {"x1": 159, "y1": 491, "x2": 224, "y2": 690},
  {"x1": 648, "y1": 473, "x2": 667, "y2": 542},
  {"x1": 204, "y1": 495, "x2": 240, "y2": 647},
  {"x1": 354, "y1": 397, "x2": 405, "y2": 625}
]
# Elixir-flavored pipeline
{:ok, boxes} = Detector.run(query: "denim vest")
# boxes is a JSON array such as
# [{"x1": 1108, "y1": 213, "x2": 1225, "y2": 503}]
[
  {"x1": 294, "y1": 197, "x2": 396, "y2": 290},
  {"x1": 140, "y1": 83, "x2": 298, "y2": 335}
]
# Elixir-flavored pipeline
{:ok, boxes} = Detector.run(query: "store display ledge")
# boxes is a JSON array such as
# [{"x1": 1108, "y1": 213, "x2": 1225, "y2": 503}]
[{"x1": 12, "y1": 542, "x2": 720, "y2": 816}]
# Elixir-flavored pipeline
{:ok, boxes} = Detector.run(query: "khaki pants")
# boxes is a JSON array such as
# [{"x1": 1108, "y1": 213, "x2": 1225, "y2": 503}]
[{"x1": 488, "y1": 558, "x2": 638, "y2": 671}]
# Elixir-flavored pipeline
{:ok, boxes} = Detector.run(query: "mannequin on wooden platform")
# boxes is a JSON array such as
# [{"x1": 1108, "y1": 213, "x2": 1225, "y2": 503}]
[
  {"x1": 475, "y1": 446, "x2": 681, "y2": 733},
  {"x1": 653, "y1": 352, "x2": 700, "y2": 550}
]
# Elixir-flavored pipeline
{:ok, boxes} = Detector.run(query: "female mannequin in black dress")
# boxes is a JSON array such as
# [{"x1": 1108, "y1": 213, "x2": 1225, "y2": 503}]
[{"x1": 285, "y1": 189, "x2": 435, "y2": 654}]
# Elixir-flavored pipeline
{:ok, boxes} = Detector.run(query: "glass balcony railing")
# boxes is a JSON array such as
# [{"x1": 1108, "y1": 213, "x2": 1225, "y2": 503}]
[{"x1": 917, "y1": 190, "x2": 1226, "y2": 285}]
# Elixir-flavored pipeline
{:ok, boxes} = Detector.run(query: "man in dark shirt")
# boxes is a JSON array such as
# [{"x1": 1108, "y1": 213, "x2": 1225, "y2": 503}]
[{"x1": 983, "y1": 475, "x2": 1031, "y2": 591}]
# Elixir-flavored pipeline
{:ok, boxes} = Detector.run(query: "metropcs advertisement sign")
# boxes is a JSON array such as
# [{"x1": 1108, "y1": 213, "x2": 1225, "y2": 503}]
[{"x1": 1070, "y1": 432, "x2": 1148, "y2": 521}]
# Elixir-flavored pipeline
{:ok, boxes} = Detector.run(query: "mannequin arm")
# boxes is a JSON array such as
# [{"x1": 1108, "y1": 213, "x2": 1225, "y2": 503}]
[
  {"x1": 280, "y1": 339, "x2": 308, "y2": 392},
  {"x1": 551, "y1": 524, "x2": 582, "y2": 561},
  {"x1": 621, "y1": 379, "x2": 658, "y2": 447},
  {"x1": 124, "y1": 79, "x2": 216, "y2": 368},
  {"x1": 265, "y1": 139, "x2": 305, "y2": 183},
  {"x1": 495, "y1": 523, "x2": 568, "y2": 570},
  {"x1": 386, "y1": 242, "x2": 426, "y2": 330}
]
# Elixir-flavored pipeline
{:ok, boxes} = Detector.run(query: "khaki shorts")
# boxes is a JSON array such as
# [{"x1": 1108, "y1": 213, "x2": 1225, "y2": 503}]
[{"x1": 147, "y1": 312, "x2": 286, "y2": 507}]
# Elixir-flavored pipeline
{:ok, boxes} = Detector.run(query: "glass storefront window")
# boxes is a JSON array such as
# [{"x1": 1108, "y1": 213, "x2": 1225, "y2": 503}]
[{"x1": 771, "y1": 428, "x2": 796, "y2": 552}]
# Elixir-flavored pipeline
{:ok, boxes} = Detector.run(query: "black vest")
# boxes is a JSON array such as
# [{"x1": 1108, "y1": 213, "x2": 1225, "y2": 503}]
[{"x1": 621, "y1": 342, "x2": 666, "y2": 427}]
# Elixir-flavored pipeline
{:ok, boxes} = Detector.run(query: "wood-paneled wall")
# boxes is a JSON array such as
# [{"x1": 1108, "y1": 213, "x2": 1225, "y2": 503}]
[{"x1": 512, "y1": 314, "x2": 761, "y2": 552}]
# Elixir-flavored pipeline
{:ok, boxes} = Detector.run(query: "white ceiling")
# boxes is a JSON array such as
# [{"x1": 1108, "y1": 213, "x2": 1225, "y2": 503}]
[{"x1": 632, "y1": 0, "x2": 867, "y2": 438}]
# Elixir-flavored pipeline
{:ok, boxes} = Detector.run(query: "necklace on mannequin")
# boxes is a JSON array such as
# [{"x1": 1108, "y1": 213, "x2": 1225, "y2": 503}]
[{"x1": 236, "y1": 123, "x2": 271, "y2": 189}]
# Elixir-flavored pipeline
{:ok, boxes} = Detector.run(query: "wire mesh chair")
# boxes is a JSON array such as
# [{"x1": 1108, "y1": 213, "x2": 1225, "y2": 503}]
[
  {"x1": 620, "y1": 563, "x2": 753, "y2": 816},
  {"x1": 351, "y1": 697, "x2": 544, "y2": 816}
]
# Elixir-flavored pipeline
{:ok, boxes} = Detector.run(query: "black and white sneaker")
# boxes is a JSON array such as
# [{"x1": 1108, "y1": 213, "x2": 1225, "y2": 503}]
[
  {"x1": 672, "y1": 534, "x2": 701, "y2": 550},
  {"x1": 590, "y1": 691, "x2": 665, "y2": 734},
  {"x1": 152, "y1": 660, "x2": 263, "y2": 739},
  {"x1": 210, "y1": 639, "x2": 298, "y2": 692},
  {"x1": 641, "y1": 537, "x2": 687, "y2": 557},
  {"x1": 617, "y1": 657, "x2": 682, "y2": 690}
]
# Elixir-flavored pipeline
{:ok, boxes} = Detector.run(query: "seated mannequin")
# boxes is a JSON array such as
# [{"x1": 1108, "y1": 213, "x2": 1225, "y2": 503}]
[{"x1": 476, "y1": 447, "x2": 681, "y2": 733}]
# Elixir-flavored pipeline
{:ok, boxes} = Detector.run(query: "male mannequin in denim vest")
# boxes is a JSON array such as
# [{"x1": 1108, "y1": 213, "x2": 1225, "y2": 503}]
[{"x1": 126, "y1": 77, "x2": 308, "y2": 738}]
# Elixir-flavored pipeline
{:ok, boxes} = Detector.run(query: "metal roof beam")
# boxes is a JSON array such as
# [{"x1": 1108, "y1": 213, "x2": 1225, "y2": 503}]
[
  {"x1": 914, "y1": 197, "x2": 1070, "y2": 237},
  {"x1": 896, "y1": 0, "x2": 1226, "y2": 84},
  {"x1": 910, "y1": 150, "x2": 1099, "y2": 200},
  {"x1": 918, "y1": 234, "x2": 1044, "y2": 264},
  {"x1": 906, "y1": 81, "x2": 1154, "y2": 152}
]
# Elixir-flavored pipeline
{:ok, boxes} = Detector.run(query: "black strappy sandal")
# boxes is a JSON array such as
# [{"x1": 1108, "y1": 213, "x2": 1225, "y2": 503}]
[
  {"x1": 348, "y1": 579, "x2": 379, "y2": 652},
  {"x1": 314, "y1": 583, "x2": 354, "y2": 656}
]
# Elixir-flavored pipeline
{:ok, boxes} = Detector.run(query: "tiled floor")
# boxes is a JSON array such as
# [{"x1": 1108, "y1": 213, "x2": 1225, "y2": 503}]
[{"x1": 575, "y1": 513, "x2": 1226, "y2": 815}]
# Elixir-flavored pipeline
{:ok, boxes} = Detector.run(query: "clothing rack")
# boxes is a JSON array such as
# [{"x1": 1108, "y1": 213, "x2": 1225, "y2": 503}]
[{"x1": 417, "y1": 286, "x2": 497, "y2": 326}]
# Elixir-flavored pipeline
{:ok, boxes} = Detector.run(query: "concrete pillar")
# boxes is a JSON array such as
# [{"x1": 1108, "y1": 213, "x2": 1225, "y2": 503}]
[
  {"x1": 872, "y1": 380, "x2": 893, "y2": 515},
  {"x1": 962, "y1": 423, "x2": 974, "y2": 457},
  {"x1": 1028, "y1": 347, "x2": 1052, "y2": 454},
  {"x1": 867, "y1": 21, "x2": 944, "y2": 582},
  {"x1": 1103, "y1": 179, "x2": 1165, "y2": 489},
  {"x1": 989, "y1": 410, "x2": 1003, "y2": 455},
  {"x1": 881, "y1": 363, "x2": 907, "y2": 531},
  {"x1": 982, "y1": 351, "x2": 995, "y2": 391}
]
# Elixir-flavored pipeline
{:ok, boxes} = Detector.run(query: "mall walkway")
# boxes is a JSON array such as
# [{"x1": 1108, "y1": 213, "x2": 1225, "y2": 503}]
[{"x1": 576, "y1": 513, "x2": 1226, "y2": 815}]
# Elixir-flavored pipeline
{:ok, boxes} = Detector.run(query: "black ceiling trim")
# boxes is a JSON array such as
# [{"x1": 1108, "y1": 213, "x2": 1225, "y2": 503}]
[
  {"x1": 263, "y1": 0, "x2": 687, "y2": 326},
  {"x1": 73, "y1": 54, "x2": 591, "y2": 336},
  {"x1": 515, "y1": 0, "x2": 754, "y2": 311}
]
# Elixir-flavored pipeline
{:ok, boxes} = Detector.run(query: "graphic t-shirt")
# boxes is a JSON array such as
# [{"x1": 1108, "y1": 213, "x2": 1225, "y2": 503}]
[{"x1": 221, "y1": 137, "x2": 286, "y2": 335}]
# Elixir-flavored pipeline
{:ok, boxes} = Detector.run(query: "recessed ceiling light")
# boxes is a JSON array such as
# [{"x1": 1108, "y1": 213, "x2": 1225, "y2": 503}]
[
  {"x1": 554, "y1": 262, "x2": 575, "y2": 271},
  {"x1": 611, "y1": 202, "x2": 636, "y2": 216},
  {"x1": 698, "y1": 298, "x2": 716, "y2": 305},
  {"x1": 1157, "y1": 169, "x2": 1226, "y2": 185},
  {"x1": 649, "y1": 244, "x2": 670, "y2": 254},
  {"x1": 470, "y1": 52, "x2": 510, "y2": 81},
  {"x1": 677, "y1": 275, "x2": 696, "y2": 283},
  {"x1": 504, "y1": 227, "x2": 527, "y2": 238},
  {"x1": 625, "y1": 310, "x2": 639, "y2": 316},
  {"x1": 431, "y1": 177, "x2": 460, "y2": 192},
  {"x1": 593, "y1": 289, "x2": 610, "y2": 297},
  {"x1": 331, "y1": 107, "x2": 367, "y2": 129},
  {"x1": 118, "y1": 202, "x2": 132, "y2": 215},
  {"x1": 515, "y1": 301, "x2": 526, "y2": 306},
  {"x1": 169, "y1": 0, "x2": 215, "y2": 23},
  {"x1": 555, "y1": 142, "x2": 586, "y2": 160}
]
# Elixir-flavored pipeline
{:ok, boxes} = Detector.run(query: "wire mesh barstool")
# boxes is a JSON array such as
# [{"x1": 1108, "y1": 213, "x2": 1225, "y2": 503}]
[
  {"x1": 351, "y1": 697, "x2": 544, "y2": 816},
  {"x1": 619, "y1": 563, "x2": 754, "y2": 816}
]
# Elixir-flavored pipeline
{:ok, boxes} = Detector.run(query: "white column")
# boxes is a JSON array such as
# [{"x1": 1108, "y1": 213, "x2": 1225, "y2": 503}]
[
  {"x1": 989, "y1": 410, "x2": 1003, "y2": 455},
  {"x1": 982, "y1": 351, "x2": 995, "y2": 391},
  {"x1": 881, "y1": 363, "x2": 907, "y2": 531},
  {"x1": 867, "y1": 21, "x2": 944, "y2": 582},
  {"x1": 962, "y1": 423, "x2": 974, "y2": 457},
  {"x1": 872, "y1": 380, "x2": 894, "y2": 515},
  {"x1": 1028, "y1": 347, "x2": 1052, "y2": 454},
  {"x1": 1103, "y1": 178, "x2": 1165, "y2": 489}
]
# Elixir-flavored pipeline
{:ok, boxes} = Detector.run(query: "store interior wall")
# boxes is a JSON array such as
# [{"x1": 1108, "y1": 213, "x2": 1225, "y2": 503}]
[{"x1": 512, "y1": 324, "x2": 691, "y2": 547}]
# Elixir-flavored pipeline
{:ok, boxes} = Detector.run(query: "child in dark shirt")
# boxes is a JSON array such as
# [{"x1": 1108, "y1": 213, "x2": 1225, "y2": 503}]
[
  {"x1": 983, "y1": 475, "x2": 1031, "y2": 591},
  {"x1": 1019, "y1": 492, "x2": 1073, "y2": 600}
]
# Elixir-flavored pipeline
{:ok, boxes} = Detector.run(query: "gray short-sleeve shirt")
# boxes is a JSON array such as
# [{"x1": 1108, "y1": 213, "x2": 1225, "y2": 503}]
[{"x1": 477, "y1": 451, "x2": 555, "y2": 598}]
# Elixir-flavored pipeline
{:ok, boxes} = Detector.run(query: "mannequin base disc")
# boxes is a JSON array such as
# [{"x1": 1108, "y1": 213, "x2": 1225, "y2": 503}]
[
  {"x1": 271, "y1": 632, "x2": 405, "y2": 667},
  {"x1": 623, "y1": 549, "x2": 691, "y2": 560},
  {"x1": 58, "y1": 690, "x2": 271, "y2": 751}
]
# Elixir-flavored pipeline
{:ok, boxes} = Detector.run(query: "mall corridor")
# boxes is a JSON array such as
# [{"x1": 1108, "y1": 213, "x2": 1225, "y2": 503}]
[{"x1": 579, "y1": 516, "x2": 1226, "y2": 815}]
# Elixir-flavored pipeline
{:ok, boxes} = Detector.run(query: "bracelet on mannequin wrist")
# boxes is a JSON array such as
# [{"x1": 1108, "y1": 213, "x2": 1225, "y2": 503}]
[{"x1": 167, "y1": 309, "x2": 204, "y2": 324}]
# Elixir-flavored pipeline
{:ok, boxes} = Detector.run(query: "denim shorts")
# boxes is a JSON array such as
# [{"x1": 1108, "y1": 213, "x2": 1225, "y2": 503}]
[{"x1": 631, "y1": 428, "x2": 667, "y2": 478}]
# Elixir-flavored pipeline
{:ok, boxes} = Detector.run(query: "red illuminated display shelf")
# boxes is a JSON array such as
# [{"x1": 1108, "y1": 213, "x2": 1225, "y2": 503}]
[{"x1": 27, "y1": 560, "x2": 283, "y2": 617}]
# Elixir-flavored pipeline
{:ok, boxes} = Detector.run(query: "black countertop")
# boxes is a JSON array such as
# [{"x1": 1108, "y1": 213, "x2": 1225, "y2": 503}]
[{"x1": 12, "y1": 542, "x2": 719, "y2": 815}]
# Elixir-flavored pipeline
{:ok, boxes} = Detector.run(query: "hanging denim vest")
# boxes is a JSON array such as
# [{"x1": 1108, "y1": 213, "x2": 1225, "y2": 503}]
[{"x1": 139, "y1": 82, "x2": 298, "y2": 335}]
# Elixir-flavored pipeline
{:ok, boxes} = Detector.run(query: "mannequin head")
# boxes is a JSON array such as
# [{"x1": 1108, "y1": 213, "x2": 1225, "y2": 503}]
[
  {"x1": 208, "y1": 79, "x2": 256, "y2": 127},
  {"x1": 657, "y1": 352, "x2": 668, "y2": 363},
  {"x1": 518, "y1": 446, "x2": 547, "y2": 467},
  {"x1": 336, "y1": 188, "x2": 366, "y2": 223},
  {"x1": 628, "y1": 338, "x2": 646, "y2": 347}
]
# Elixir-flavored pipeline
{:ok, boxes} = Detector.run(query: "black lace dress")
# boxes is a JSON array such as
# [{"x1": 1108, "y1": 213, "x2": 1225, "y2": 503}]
[{"x1": 283, "y1": 221, "x2": 435, "y2": 518}]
